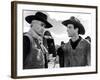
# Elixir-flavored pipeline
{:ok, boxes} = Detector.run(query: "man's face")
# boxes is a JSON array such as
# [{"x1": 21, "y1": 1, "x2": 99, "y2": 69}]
[
  {"x1": 66, "y1": 24, "x2": 78, "y2": 37},
  {"x1": 31, "y1": 20, "x2": 46, "y2": 36}
]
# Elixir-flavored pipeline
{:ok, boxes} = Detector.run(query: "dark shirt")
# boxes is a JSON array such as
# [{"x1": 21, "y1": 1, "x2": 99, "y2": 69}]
[{"x1": 70, "y1": 36, "x2": 81, "y2": 49}]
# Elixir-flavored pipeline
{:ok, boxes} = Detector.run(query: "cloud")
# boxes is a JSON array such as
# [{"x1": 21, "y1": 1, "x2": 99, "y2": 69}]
[{"x1": 50, "y1": 32, "x2": 69, "y2": 45}]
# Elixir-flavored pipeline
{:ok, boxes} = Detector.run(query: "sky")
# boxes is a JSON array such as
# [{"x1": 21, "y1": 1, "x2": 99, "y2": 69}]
[{"x1": 23, "y1": 10, "x2": 92, "y2": 45}]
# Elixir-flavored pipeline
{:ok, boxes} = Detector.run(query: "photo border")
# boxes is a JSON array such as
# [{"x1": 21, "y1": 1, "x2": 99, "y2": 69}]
[{"x1": 11, "y1": 1, "x2": 98, "y2": 78}]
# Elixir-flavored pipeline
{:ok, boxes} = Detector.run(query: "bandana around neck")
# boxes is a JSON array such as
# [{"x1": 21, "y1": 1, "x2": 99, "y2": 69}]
[{"x1": 28, "y1": 29, "x2": 43, "y2": 44}]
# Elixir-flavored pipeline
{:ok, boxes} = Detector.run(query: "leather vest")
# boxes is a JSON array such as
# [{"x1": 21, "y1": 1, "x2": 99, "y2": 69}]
[{"x1": 23, "y1": 33, "x2": 45, "y2": 69}]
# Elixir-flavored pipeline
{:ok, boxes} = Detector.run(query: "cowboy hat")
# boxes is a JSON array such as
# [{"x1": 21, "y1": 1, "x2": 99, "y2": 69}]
[
  {"x1": 25, "y1": 11, "x2": 52, "y2": 28},
  {"x1": 62, "y1": 16, "x2": 85, "y2": 35}
]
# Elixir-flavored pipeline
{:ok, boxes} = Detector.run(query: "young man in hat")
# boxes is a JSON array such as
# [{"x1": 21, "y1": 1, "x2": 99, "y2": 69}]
[
  {"x1": 23, "y1": 11, "x2": 53, "y2": 69},
  {"x1": 62, "y1": 16, "x2": 91, "y2": 67}
]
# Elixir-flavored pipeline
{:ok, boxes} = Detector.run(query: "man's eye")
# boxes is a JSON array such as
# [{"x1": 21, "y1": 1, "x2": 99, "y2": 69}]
[
  {"x1": 69, "y1": 26, "x2": 72, "y2": 29},
  {"x1": 41, "y1": 23, "x2": 45, "y2": 27},
  {"x1": 41, "y1": 24, "x2": 44, "y2": 26},
  {"x1": 67, "y1": 26, "x2": 70, "y2": 28}
]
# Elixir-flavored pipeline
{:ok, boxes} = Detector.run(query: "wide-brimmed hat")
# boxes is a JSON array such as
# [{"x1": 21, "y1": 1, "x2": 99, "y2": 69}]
[
  {"x1": 25, "y1": 11, "x2": 52, "y2": 28},
  {"x1": 62, "y1": 16, "x2": 85, "y2": 35}
]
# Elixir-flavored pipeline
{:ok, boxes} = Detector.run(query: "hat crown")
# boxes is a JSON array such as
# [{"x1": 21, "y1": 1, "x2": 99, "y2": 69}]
[
  {"x1": 35, "y1": 12, "x2": 47, "y2": 21},
  {"x1": 70, "y1": 16, "x2": 80, "y2": 23}
]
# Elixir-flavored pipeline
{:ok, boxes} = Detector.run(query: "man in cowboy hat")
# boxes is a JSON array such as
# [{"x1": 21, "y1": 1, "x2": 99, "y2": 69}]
[
  {"x1": 62, "y1": 16, "x2": 91, "y2": 67},
  {"x1": 23, "y1": 11, "x2": 53, "y2": 69}
]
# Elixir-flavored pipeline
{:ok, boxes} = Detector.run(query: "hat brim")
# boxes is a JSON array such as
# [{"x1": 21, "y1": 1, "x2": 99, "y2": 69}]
[
  {"x1": 62, "y1": 20, "x2": 85, "y2": 35},
  {"x1": 25, "y1": 15, "x2": 52, "y2": 28}
]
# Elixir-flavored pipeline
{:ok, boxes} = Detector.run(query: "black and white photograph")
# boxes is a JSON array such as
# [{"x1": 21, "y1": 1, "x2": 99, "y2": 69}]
[{"x1": 11, "y1": 1, "x2": 97, "y2": 78}]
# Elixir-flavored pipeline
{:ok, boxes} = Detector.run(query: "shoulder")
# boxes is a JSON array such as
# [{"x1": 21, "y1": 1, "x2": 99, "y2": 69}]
[
  {"x1": 80, "y1": 38, "x2": 90, "y2": 48},
  {"x1": 63, "y1": 41, "x2": 70, "y2": 51},
  {"x1": 23, "y1": 32, "x2": 34, "y2": 43},
  {"x1": 81, "y1": 38, "x2": 90, "y2": 44},
  {"x1": 23, "y1": 33, "x2": 30, "y2": 46},
  {"x1": 65, "y1": 41, "x2": 70, "y2": 48},
  {"x1": 24, "y1": 33, "x2": 31, "y2": 39}
]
